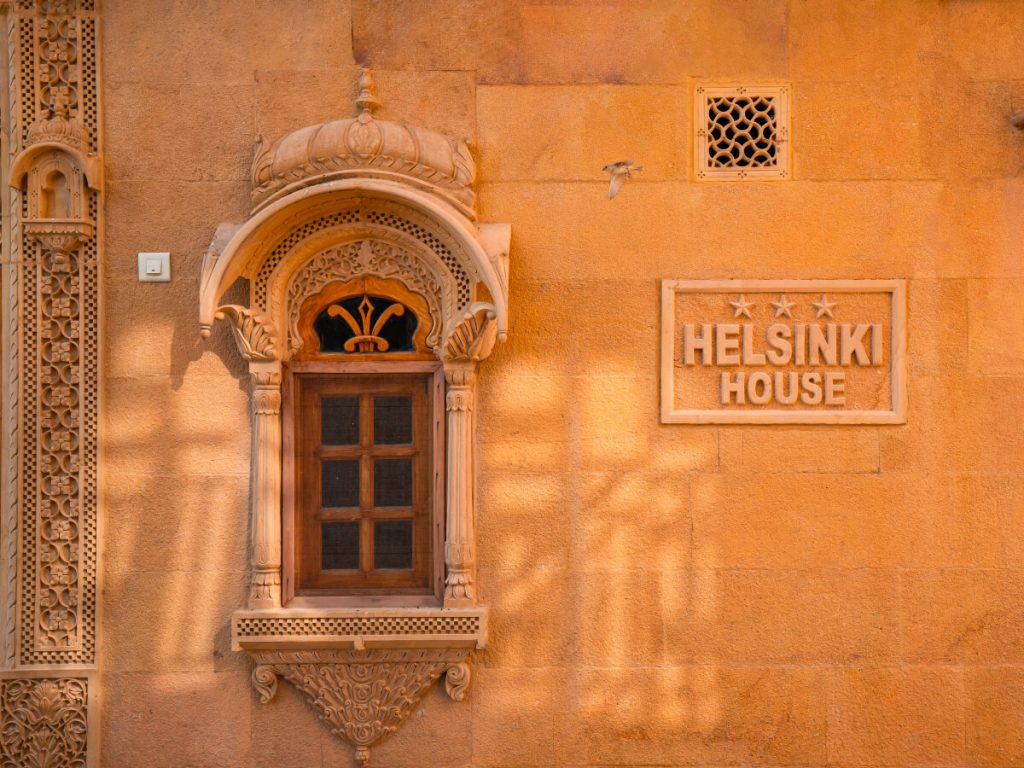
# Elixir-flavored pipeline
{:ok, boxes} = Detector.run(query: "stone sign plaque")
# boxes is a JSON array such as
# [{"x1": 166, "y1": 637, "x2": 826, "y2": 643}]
[{"x1": 661, "y1": 279, "x2": 907, "y2": 424}]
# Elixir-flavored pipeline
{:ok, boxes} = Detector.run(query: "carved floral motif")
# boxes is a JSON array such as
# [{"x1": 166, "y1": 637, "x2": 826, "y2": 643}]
[
  {"x1": 18, "y1": 0, "x2": 92, "y2": 154},
  {"x1": 285, "y1": 239, "x2": 451, "y2": 355},
  {"x1": 0, "y1": 678, "x2": 88, "y2": 768}
]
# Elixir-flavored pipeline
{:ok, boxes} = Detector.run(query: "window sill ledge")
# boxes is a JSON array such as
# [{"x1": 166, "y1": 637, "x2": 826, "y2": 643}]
[{"x1": 230, "y1": 605, "x2": 488, "y2": 652}]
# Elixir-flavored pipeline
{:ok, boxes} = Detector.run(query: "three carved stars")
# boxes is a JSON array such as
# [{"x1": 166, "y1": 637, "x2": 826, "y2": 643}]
[{"x1": 725, "y1": 294, "x2": 839, "y2": 318}]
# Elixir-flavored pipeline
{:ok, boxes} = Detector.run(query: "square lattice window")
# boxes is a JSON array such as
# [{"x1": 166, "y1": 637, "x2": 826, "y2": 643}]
[{"x1": 694, "y1": 84, "x2": 791, "y2": 180}]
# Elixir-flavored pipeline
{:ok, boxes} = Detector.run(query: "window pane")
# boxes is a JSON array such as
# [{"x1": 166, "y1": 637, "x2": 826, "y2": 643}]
[
  {"x1": 322, "y1": 522, "x2": 360, "y2": 570},
  {"x1": 373, "y1": 396, "x2": 412, "y2": 444},
  {"x1": 321, "y1": 396, "x2": 359, "y2": 445},
  {"x1": 374, "y1": 520, "x2": 413, "y2": 569},
  {"x1": 322, "y1": 460, "x2": 359, "y2": 507},
  {"x1": 373, "y1": 458, "x2": 412, "y2": 507}
]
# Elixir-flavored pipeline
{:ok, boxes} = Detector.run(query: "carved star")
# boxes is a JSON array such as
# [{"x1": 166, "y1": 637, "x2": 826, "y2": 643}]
[
  {"x1": 729, "y1": 295, "x2": 755, "y2": 319},
  {"x1": 811, "y1": 294, "x2": 837, "y2": 318},
  {"x1": 770, "y1": 294, "x2": 796, "y2": 318}
]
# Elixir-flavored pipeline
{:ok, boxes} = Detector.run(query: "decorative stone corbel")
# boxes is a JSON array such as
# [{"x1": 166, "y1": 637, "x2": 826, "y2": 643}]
[
  {"x1": 249, "y1": 649, "x2": 473, "y2": 766},
  {"x1": 215, "y1": 305, "x2": 279, "y2": 362}
]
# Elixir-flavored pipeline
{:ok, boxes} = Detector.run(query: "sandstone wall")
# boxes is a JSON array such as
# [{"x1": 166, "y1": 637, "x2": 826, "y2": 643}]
[{"x1": 100, "y1": 1, "x2": 1024, "y2": 765}]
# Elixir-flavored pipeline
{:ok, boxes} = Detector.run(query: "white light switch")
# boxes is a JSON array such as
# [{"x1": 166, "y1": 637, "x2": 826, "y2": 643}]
[{"x1": 138, "y1": 252, "x2": 170, "y2": 282}]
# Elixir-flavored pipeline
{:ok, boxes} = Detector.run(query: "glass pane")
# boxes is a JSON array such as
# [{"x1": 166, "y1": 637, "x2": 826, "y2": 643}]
[
  {"x1": 374, "y1": 396, "x2": 412, "y2": 444},
  {"x1": 373, "y1": 458, "x2": 412, "y2": 507},
  {"x1": 374, "y1": 520, "x2": 413, "y2": 569},
  {"x1": 322, "y1": 396, "x2": 359, "y2": 445},
  {"x1": 322, "y1": 521, "x2": 360, "y2": 570},
  {"x1": 322, "y1": 460, "x2": 359, "y2": 507}
]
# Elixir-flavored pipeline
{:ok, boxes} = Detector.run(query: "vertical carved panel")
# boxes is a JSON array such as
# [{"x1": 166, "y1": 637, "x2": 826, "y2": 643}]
[
  {"x1": 2, "y1": 1, "x2": 100, "y2": 764},
  {"x1": 2, "y1": 13, "x2": 17, "y2": 673},
  {"x1": 10, "y1": 0, "x2": 99, "y2": 667}
]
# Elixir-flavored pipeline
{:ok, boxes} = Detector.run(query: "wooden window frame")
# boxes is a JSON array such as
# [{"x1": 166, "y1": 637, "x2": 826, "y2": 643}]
[{"x1": 282, "y1": 360, "x2": 446, "y2": 608}]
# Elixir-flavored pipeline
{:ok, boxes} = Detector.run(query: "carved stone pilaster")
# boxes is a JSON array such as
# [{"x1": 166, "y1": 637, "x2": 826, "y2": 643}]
[
  {"x1": 248, "y1": 361, "x2": 282, "y2": 609},
  {"x1": 442, "y1": 361, "x2": 477, "y2": 607},
  {"x1": 249, "y1": 649, "x2": 472, "y2": 767}
]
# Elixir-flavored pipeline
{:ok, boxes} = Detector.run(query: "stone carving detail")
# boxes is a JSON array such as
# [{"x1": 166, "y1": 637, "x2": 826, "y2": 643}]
[
  {"x1": 286, "y1": 239, "x2": 452, "y2": 355},
  {"x1": 694, "y1": 84, "x2": 791, "y2": 180},
  {"x1": 35, "y1": 247, "x2": 86, "y2": 651},
  {"x1": 30, "y1": 1, "x2": 90, "y2": 152},
  {"x1": 202, "y1": 68, "x2": 510, "y2": 764},
  {"x1": 2, "y1": 3, "x2": 100, "y2": 763},
  {"x1": 444, "y1": 302, "x2": 498, "y2": 363},
  {"x1": 250, "y1": 69, "x2": 477, "y2": 218},
  {"x1": 0, "y1": 677, "x2": 89, "y2": 768},
  {"x1": 215, "y1": 305, "x2": 279, "y2": 362},
  {"x1": 443, "y1": 662, "x2": 471, "y2": 701},
  {"x1": 5, "y1": 0, "x2": 100, "y2": 670},
  {"x1": 250, "y1": 649, "x2": 471, "y2": 767},
  {"x1": 233, "y1": 612, "x2": 483, "y2": 641},
  {"x1": 254, "y1": 205, "x2": 475, "y2": 314}
]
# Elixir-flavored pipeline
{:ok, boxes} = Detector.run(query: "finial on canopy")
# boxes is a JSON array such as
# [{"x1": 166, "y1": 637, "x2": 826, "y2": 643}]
[{"x1": 355, "y1": 68, "x2": 381, "y2": 119}]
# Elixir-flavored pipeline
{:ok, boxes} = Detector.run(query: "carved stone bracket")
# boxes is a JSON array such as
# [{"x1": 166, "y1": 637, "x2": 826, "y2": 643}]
[
  {"x1": 215, "y1": 305, "x2": 280, "y2": 362},
  {"x1": 249, "y1": 649, "x2": 472, "y2": 767}
]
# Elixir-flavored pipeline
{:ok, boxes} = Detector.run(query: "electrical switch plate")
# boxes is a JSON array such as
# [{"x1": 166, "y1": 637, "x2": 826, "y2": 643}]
[{"x1": 138, "y1": 252, "x2": 170, "y2": 282}]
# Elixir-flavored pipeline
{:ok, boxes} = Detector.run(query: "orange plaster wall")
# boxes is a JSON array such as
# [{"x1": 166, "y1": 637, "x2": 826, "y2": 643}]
[{"x1": 99, "y1": 1, "x2": 1024, "y2": 766}]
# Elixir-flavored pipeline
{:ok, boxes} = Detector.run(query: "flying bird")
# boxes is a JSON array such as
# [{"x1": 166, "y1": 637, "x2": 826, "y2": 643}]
[{"x1": 602, "y1": 161, "x2": 642, "y2": 199}]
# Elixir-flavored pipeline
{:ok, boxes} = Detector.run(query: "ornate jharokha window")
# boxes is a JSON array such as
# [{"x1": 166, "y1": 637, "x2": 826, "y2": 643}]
[{"x1": 197, "y1": 70, "x2": 510, "y2": 766}]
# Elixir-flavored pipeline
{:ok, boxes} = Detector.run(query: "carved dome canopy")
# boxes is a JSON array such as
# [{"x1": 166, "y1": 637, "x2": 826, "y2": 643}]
[{"x1": 250, "y1": 70, "x2": 476, "y2": 218}]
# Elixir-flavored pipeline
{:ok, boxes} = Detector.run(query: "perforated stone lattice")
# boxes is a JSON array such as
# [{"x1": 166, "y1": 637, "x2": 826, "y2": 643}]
[
  {"x1": 80, "y1": 16, "x2": 98, "y2": 153},
  {"x1": 707, "y1": 96, "x2": 778, "y2": 167},
  {"x1": 695, "y1": 84, "x2": 791, "y2": 180},
  {"x1": 253, "y1": 203, "x2": 473, "y2": 311},
  {"x1": 235, "y1": 615, "x2": 481, "y2": 638},
  {"x1": 17, "y1": 18, "x2": 34, "y2": 145}
]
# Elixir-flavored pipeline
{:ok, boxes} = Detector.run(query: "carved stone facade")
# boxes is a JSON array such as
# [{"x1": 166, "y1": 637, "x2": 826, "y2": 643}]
[
  {"x1": 0, "y1": 1, "x2": 101, "y2": 765},
  {"x1": 200, "y1": 69, "x2": 509, "y2": 765}
]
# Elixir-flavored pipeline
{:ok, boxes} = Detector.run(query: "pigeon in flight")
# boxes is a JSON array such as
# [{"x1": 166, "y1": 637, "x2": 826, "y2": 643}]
[{"x1": 602, "y1": 161, "x2": 642, "y2": 199}]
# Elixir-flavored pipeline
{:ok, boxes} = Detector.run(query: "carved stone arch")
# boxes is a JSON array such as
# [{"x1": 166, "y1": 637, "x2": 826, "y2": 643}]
[
  {"x1": 198, "y1": 70, "x2": 511, "y2": 767},
  {"x1": 281, "y1": 236, "x2": 454, "y2": 357},
  {"x1": 199, "y1": 178, "x2": 510, "y2": 351}
]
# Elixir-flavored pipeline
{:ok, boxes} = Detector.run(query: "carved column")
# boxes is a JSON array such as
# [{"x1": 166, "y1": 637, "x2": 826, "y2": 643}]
[
  {"x1": 212, "y1": 305, "x2": 283, "y2": 609},
  {"x1": 443, "y1": 361, "x2": 476, "y2": 607},
  {"x1": 248, "y1": 361, "x2": 283, "y2": 609}
]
